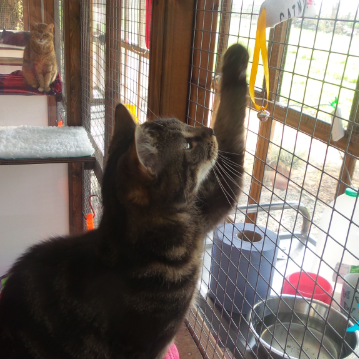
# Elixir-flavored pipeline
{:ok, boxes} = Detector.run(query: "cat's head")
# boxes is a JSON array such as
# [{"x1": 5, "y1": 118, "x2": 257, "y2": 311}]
[
  {"x1": 104, "y1": 104, "x2": 218, "y2": 210},
  {"x1": 30, "y1": 22, "x2": 54, "y2": 45}
]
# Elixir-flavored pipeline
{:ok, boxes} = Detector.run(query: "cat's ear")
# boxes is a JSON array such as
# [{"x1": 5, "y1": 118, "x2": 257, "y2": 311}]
[
  {"x1": 114, "y1": 103, "x2": 136, "y2": 138},
  {"x1": 47, "y1": 24, "x2": 54, "y2": 32},
  {"x1": 30, "y1": 22, "x2": 38, "y2": 30},
  {"x1": 134, "y1": 126, "x2": 158, "y2": 177}
]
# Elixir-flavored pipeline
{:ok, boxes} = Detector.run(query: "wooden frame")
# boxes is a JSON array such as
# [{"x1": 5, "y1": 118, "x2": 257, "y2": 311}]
[
  {"x1": 64, "y1": 0, "x2": 83, "y2": 235},
  {"x1": 104, "y1": 0, "x2": 122, "y2": 160},
  {"x1": 187, "y1": 0, "x2": 220, "y2": 127},
  {"x1": 148, "y1": 0, "x2": 197, "y2": 122},
  {"x1": 186, "y1": 309, "x2": 226, "y2": 359}
]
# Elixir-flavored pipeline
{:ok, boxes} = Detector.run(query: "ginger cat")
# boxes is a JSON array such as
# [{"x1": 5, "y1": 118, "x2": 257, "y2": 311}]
[{"x1": 22, "y1": 22, "x2": 57, "y2": 93}]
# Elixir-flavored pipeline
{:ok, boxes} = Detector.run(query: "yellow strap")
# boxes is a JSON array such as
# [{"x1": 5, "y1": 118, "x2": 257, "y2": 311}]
[
  {"x1": 125, "y1": 104, "x2": 138, "y2": 123},
  {"x1": 249, "y1": 8, "x2": 269, "y2": 112}
]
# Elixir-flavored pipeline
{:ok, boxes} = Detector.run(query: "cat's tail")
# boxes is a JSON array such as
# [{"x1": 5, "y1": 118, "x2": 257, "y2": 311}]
[{"x1": 220, "y1": 43, "x2": 249, "y2": 91}]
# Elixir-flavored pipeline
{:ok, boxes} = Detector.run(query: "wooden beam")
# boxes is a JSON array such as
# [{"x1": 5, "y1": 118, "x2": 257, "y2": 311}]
[
  {"x1": 210, "y1": 0, "x2": 232, "y2": 127},
  {"x1": 64, "y1": 0, "x2": 83, "y2": 234},
  {"x1": 44, "y1": 0, "x2": 54, "y2": 25},
  {"x1": 148, "y1": 0, "x2": 197, "y2": 122},
  {"x1": 47, "y1": 95, "x2": 57, "y2": 126},
  {"x1": 147, "y1": 0, "x2": 165, "y2": 120},
  {"x1": 337, "y1": 76, "x2": 359, "y2": 195},
  {"x1": 247, "y1": 22, "x2": 288, "y2": 223},
  {"x1": 82, "y1": 0, "x2": 92, "y2": 134},
  {"x1": 68, "y1": 163, "x2": 84, "y2": 235},
  {"x1": 188, "y1": 0, "x2": 220, "y2": 127},
  {"x1": 64, "y1": 0, "x2": 82, "y2": 126},
  {"x1": 28, "y1": 0, "x2": 42, "y2": 24},
  {"x1": 104, "y1": 0, "x2": 122, "y2": 160},
  {"x1": 176, "y1": 322, "x2": 204, "y2": 359},
  {"x1": 216, "y1": 0, "x2": 232, "y2": 64},
  {"x1": 186, "y1": 309, "x2": 225, "y2": 359},
  {"x1": 23, "y1": 0, "x2": 30, "y2": 30}
]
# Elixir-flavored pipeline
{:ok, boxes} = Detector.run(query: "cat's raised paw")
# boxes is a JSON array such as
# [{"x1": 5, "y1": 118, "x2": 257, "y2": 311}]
[
  {"x1": 38, "y1": 87, "x2": 44, "y2": 92},
  {"x1": 222, "y1": 44, "x2": 249, "y2": 83},
  {"x1": 44, "y1": 87, "x2": 51, "y2": 92}
]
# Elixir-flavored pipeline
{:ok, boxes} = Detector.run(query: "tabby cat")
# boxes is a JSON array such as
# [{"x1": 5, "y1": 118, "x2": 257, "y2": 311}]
[
  {"x1": 22, "y1": 22, "x2": 57, "y2": 92},
  {"x1": 0, "y1": 44, "x2": 248, "y2": 359}
]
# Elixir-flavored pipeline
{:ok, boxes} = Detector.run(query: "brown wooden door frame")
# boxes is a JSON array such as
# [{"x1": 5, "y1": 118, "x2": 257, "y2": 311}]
[
  {"x1": 64, "y1": 0, "x2": 83, "y2": 235},
  {"x1": 147, "y1": 0, "x2": 197, "y2": 123}
]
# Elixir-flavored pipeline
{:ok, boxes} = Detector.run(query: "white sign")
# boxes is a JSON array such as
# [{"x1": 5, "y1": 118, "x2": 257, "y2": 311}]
[{"x1": 260, "y1": 0, "x2": 309, "y2": 28}]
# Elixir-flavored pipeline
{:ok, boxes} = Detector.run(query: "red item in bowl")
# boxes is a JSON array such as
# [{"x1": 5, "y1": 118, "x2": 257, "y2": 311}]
[{"x1": 282, "y1": 272, "x2": 333, "y2": 305}]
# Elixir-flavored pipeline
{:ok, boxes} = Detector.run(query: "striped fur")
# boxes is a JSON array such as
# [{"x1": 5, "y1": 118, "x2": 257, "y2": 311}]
[{"x1": 0, "y1": 44, "x2": 248, "y2": 359}]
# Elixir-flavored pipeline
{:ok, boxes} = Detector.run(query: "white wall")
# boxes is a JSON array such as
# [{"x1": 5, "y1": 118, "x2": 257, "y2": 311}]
[
  {"x1": 0, "y1": 48, "x2": 24, "y2": 58},
  {"x1": 0, "y1": 164, "x2": 69, "y2": 275},
  {"x1": 0, "y1": 93, "x2": 69, "y2": 276},
  {"x1": 0, "y1": 95, "x2": 48, "y2": 126},
  {"x1": 0, "y1": 65, "x2": 22, "y2": 74}
]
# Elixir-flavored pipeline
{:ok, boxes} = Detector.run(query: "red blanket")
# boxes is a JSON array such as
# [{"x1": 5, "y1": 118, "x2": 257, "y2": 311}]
[{"x1": 0, "y1": 70, "x2": 62, "y2": 96}]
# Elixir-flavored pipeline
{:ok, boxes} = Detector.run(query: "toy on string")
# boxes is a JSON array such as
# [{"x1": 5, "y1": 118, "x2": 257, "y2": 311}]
[
  {"x1": 249, "y1": 0, "x2": 316, "y2": 122},
  {"x1": 83, "y1": 195, "x2": 100, "y2": 231},
  {"x1": 347, "y1": 304, "x2": 359, "y2": 332}
]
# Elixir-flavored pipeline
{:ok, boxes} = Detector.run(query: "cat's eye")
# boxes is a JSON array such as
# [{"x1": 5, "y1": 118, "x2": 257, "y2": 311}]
[{"x1": 183, "y1": 142, "x2": 191, "y2": 150}]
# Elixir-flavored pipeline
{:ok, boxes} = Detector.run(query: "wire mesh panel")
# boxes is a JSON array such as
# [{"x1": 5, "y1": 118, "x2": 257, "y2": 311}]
[
  {"x1": 81, "y1": 0, "x2": 151, "y2": 224},
  {"x1": 186, "y1": 1, "x2": 359, "y2": 358},
  {"x1": 0, "y1": 0, "x2": 23, "y2": 30}
]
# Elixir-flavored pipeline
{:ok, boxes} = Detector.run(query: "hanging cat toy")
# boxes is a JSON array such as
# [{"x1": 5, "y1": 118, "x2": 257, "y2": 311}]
[{"x1": 250, "y1": 0, "x2": 316, "y2": 121}]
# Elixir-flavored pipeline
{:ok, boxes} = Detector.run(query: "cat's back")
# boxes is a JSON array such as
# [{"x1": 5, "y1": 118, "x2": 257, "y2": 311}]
[{"x1": 0, "y1": 231, "x2": 120, "y2": 358}]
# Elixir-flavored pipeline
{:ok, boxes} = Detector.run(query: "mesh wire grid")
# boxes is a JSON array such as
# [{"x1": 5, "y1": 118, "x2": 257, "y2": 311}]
[
  {"x1": 55, "y1": 0, "x2": 66, "y2": 125},
  {"x1": 0, "y1": 0, "x2": 23, "y2": 30},
  {"x1": 81, "y1": 0, "x2": 150, "y2": 225},
  {"x1": 79, "y1": 0, "x2": 359, "y2": 358},
  {"x1": 186, "y1": 1, "x2": 359, "y2": 359}
]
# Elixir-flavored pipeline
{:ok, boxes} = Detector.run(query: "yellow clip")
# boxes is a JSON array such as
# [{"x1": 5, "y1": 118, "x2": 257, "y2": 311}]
[{"x1": 249, "y1": 8, "x2": 270, "y2": 116}]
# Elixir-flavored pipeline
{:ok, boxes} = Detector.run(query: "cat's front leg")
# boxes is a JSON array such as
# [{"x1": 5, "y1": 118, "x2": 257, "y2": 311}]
[
  {"x1": 22, "y1": 65, "x2": 38, "y2": 88},
  {"x1": 43, "y1": 72, "x2": 53, "y2": 92},
  {"x1": 197, "y1": 44, "x2": 249, "y2": 231},
  {"x1": 37, "y1": 72, "x2": 45, "y2": 92}
]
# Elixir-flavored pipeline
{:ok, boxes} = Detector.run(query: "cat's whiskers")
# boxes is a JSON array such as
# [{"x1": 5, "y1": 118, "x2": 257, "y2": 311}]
[
  {"x1": 214, "y1": 164, "x2": 238, "y2": 200},
  {"x1": 217, "y1": 153, "x2": 244, "y2": 169},
  {"x1": 216, "y1": 162, "x2": 243, "y2": 192},
  {"x1": 147, "y1": 107, "x2": 158, "y2": 119},
  {"x1": 213, "y1": 166, "x2": 237, "y2": 208},
  {"x1": 212, "y1": 167, "x2": 232, "y2": 208},
  {"x1": 218, "y1": 149, "x2": 242, "y2": 156},
  {"x1": 218, "y1": 157, "x2": 242, "y2": 178}
]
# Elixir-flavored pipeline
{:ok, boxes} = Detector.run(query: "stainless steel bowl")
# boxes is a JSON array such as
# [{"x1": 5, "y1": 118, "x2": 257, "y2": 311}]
[{"x1": 249, "y1": 296, "x2": 359, "y2": 359}]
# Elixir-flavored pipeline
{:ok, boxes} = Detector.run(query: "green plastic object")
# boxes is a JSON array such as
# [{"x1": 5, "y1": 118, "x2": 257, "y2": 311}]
[
  {"x1": 330, "y1": 97, "x2": 338, "y2": 109},
  {"x1": 345, "y1": 188, "x2": 358, "y2": 197}
]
